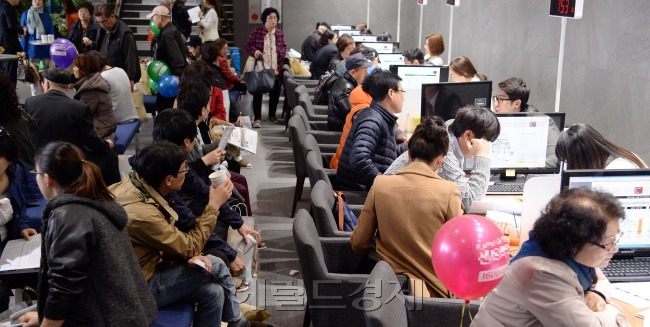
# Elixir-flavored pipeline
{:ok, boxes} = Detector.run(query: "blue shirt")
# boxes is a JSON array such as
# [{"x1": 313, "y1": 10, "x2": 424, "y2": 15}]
[{"x1": 20, "y1": 10, "x2": 56, "y2": 59}]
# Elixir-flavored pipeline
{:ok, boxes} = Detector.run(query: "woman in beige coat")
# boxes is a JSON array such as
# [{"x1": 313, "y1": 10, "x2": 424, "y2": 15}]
[
  {"x1": 73, "y1": 53, "x2": 116, "y2": 142},
  {"x1": 471, "y1": 188, "x2": 628, "y2": 327},
  {"x1": 350, "y1": 117, "x2": 463, "y2": 298}
]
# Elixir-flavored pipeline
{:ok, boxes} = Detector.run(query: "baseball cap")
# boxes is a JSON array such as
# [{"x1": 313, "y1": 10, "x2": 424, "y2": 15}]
[
  {"x1": 186, "y1": 35, "x2": 203, "y2": 48},
  {"x1": 146, "y1": 5, "x2": 170, "y2": 19},
  {"x1": 346, "y1": 53, "x2": 373, "y2": 71},
  {"x1": 42, "y1": 67, "x2": 71, "y2": 85}
]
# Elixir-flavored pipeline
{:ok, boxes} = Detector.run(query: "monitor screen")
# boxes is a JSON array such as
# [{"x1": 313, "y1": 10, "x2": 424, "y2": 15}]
[
  {"x1": 421, "y1": 81, "x2": 491, "y2": 122},
  {"x1": 490, "y1": 112, "x2": 565, "y2": 173},
  {"x1": 352, "y1": 35, "x2": 379, "y2": 42},
  {"x1": 336, "y1": 29, "x2": 361, "y2": 36},
  {"x1": 331, "y1": 25, "x2": 355, "y2": 31},
  {"x1": 378, "y1": 53, "x2": 404, "y2": 71},
  {"x1": 360, "y1": 42, "x2": 397, "y2": 53},
  {"x1": 561, "y1": 169, "x2": 650, "y2": 255}
]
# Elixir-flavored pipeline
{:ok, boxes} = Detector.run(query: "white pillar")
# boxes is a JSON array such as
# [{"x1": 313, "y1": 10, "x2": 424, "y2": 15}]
[{"x1": 554, "y1": 17, "x2": 567, "y2": 113}]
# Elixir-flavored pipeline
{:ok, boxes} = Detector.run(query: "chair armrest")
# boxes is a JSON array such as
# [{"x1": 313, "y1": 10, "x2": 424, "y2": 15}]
[
  {"x1": 319, "y1": 144, "x2": 339, "y2": 154},
  {"x1": 309, "y1": 120, "x2": 330, "y2": 130},
  {"x1": 334, "y1": 191, "x2": 367, "y2": 206},
  {"x1": 313, "y1": 105, "x2": 328, "y2": 115},
  {"x1": 349, "y1": 205, "x2": 363, "y2": 217},
  {"x1": 308, "y1": 113, "x2": 329, "y2": 121},
  {"x1": 320, "y1": 237, "x2": 377, "y2": 274},
  {"x1": 308, "y1": 131, "x2": 342, "y2": 144}
]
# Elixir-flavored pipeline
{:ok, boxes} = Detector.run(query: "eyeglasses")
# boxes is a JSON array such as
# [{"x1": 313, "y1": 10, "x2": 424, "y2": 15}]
[
  {"x1": 394, "y1": 89, "x2": 406, "y2": 95},
  {"x1": 30, "y1": 170, "x2": 44, "y2": 175},
  {"x1": 177, "y1": 168, "x2": 190, "y2": 174},
  {"x1": 589, "y1": 231, "x2": 624, "y2": 253},
  {"x1": 492, "y1": 96, "x2": 512, "y2": 104}
]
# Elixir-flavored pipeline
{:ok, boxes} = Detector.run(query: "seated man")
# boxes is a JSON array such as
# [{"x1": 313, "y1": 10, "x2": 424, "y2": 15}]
[
  {"x1": 110, "y1": 141, "x2": 268, "y2": 327},
  {"x1": 494, "y1": 77, "x2": 560, "y2": 167},
  {"x1": 327, "y1": 53, "x2": 372, "y2": 131},
  {"x1": 385, "y1": 105, "x2": 500, "y2": 211},
  {"x1": 402, "y1": 48, "x2": 425, "y2": 65},
  {"x1": 337, "y1": 70, "x2": 407, "y2": 191}
]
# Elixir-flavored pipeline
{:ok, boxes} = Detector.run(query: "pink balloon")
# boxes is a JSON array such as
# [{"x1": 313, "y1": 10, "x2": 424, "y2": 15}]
[{"x1": 431, "y1": 214, "x2": 510, "y2": 300}]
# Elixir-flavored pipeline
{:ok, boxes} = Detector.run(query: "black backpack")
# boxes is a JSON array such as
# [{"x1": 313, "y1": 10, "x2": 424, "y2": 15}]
[{"x1": 313, "y1": 70, "x2": 340, "y2": 105}]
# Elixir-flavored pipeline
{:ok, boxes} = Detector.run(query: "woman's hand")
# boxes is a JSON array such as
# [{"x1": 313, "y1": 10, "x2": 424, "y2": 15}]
[
  {"x1": 18, "y1": 311, "x2": 40, "y2": 327},
  {"x1": 585, "y1": 291, "x2": 606, "y2": 312},
  {"x1": 254, "y1": 50, "x2": 262, "y2": 59},
  {"x1": 198, "y1": 11, "x2": 204, "y2": 19},
  {"x1": 20, "y1": 228, "x2": 38, "y2": 240}
]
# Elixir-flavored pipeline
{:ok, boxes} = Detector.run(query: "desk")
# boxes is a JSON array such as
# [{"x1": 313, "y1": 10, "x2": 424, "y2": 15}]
[
  {"x1": 612, "y1": 299, "x2": 645, "y2": 327},
  {"x1": 0, "y1": 54, "x2": 20, "y2": 61}
]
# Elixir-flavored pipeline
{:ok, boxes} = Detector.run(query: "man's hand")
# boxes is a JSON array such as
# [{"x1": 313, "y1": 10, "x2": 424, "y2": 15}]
[
  {"x1": 202, "y1": 148, "x2": 227, "y2": 166},
  {"x1": 208, "y1": 179, "x2": 233, "y2": 209},
  {"x1": 254, "y1": 50, "x2": 262, "y2": 59},
  {"x1": 188, "y1": 255, "x2": 212, "y2": 273},
  {"x1": 18, "y1": 311, "x2": 39, "y2": 327},
  {"x1": 465, "y1": 138, "x2": 490, "y2": 157},
  {"x1": 229, "y1": 257, "x2": 244, "y2": 277},
  {"x1": 106, "y1": 139, "x2": 114, "y2": 150},
  {"x1": 585, "y1": 291, "x2": 606, "y2": 312},
  {"x1": 20, "y1": 228, "x2": 37, "y2": 240},
  {"x1": 238, "y1": 224, "x2": 262, "y2": 244}
]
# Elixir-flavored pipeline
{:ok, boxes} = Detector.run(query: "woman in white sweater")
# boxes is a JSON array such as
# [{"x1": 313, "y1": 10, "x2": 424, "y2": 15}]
[{"x1": 198, "y1": 0, "x2": 219, "y2": 42}]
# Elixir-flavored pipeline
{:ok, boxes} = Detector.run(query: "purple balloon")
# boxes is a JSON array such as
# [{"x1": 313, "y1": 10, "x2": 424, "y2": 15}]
[{"x1": 49, "y1": 38, "x2": 78, "y2": 68}]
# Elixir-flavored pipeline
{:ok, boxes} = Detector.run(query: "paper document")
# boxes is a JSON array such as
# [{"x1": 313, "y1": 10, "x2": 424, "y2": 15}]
[
  {"x1": 611, "y1": 282, "x2": 650, "y2": 308},
  {"x1": 218, "y1": 126, "x2": 234, "y2": 149},
  {"x1": 228, "y1": 127, "x2": 258, "y2": 154},
  {"x1": 0, "y1": 234, "x2": 41, "y2": 274},
  {"x1": 468, "y1": 197, "x2": 523, "y2": 215},
  {"x1": 188, "y1": 6, "x2": 201, "y2": 23}
]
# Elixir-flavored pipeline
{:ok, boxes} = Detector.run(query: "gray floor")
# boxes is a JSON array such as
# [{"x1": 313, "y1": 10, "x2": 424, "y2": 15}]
[{"x1": 17, "y1": 81, "x2": 308, "y2": 326}]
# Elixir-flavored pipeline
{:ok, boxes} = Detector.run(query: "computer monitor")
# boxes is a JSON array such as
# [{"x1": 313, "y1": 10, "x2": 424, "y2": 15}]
[
  {"x1": 360, "y1": 42, "x2": 398, "y2": 54},
  {"x1": 561, "y1": 169, "x2": 650, "y2": 257},
  {"x1": 330, "y1": 25, "x2": 355, "y2": 31},
  {"x1": 462, "y1": 112, "x2": 565, "y2": 177},
  {"x1": 377, "y1": 53, "x2": 404, "y2": 71},
  {"x1": 421, "y1": 81, "x2": 492, "y2": 121},
  {"x1": 391, "y1": 66, "x2": 449, "y2": 133},
  {"x1": 352, "y1": 35, "x2": 379, "y2": 42},
  {"x1": 336, "y1": 29, "x2": 361, "y2": 36}
]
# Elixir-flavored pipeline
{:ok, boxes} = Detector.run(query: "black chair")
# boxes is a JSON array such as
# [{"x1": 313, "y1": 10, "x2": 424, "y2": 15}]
[
  {"x1": 283, "y1": 64, "x2": 319, "y2": 86},
  {"x1": 293, "y1": 209, "x2": 377, "y2": 327},
  {"x1": 310, "y1": 180, "x2": 365, "y2": 238},
  {"x1": 305, "y1": 149, "x2": 367, "y2": 205},
  {"x1": 293, "y1": 105, "x2": 334, "y2": 134},
  {"x1": 295, "y1": 85, "x2": 328, "y2": 122},
  {"x1": 364, "y1": 261, "x2": 480, "y2": 327}
]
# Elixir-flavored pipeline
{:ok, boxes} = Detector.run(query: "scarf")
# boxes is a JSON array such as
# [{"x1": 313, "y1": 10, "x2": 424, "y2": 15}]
[
  {"x1": 263, "y1": 29, "x2": 277, "y2": 72},
  {"x1": 512, "y1": 232, "x2": 596, "y2": 292},
  {"x1": 27, "y1": 6, "x2": 45, "y2": 36}
]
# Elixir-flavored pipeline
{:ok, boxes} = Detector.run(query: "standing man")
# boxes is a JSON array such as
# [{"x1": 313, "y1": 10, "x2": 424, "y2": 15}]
[
  {"x1": 171, "y1": 0, "x2": 192, "y2": 39},
  {"x1": 94, "y1": 4, "x2": 140, "y2": 89},
  {"x1": 300, "y1": 21, "x2": 329, "y2": 61},
  {"x1": 148, "y1": 5, "x2": 187, "y2": 112},
  {"x1": 0, "y1": 0, "x2": 25, "y2": 85}
]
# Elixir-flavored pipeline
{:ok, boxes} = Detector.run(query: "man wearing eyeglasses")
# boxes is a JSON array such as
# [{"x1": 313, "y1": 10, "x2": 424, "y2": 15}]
[{"x1": 94, "y1": 4, "x2": 139, "y2": 90}]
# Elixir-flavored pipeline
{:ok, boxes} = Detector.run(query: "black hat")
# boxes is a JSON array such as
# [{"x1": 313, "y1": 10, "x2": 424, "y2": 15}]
[
  {"x1": 42, "y1": 67, "x2": 71, "y2": 85},
  {"x1": 346, "y1": 53, "x2": 373, "y2": 71},
  {"x1": 186, "y1": 35, "x2": 203, "y2": 48}
]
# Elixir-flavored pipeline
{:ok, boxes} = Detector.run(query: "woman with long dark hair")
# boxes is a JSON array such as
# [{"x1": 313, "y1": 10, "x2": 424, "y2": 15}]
[{"x1": 18, "y1": 141, "x2": 156, "y2": 326}]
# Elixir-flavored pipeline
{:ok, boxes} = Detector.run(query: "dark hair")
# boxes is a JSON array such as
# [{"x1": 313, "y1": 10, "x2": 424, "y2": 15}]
[
  {"x1": 204, "y1": 0, "x2": 217, "y2": 7},
  {"x1": 555, "y1": 123, "x2": 647, "y2": 169},
  {"x1": 133, "y1": 141, "x2": 187, "y2": 189},
  {"x1": 376, "y1": 32, "x2": 392, "y2": 42},
  {"x1": 319, "y1": 29, "x2": 336, "y2": 47},
  {"x1": 498, "y1": 77, "x2": 529, "y2": 109},
  {"x1": 180, "y1": 60, "x2": 213, "y2": 88},
  {"x1": 533, "y1": 188, "x2": 624, "y2": 259},
  {"x1": 0, "y1": 71, "x2": 21, "y2": 123},
  {"x1": 177, "y1": 79, "x2": 211, "y2": 120},
  {"x1": 200, "y1": 40, "x2": 219, "y2": 63},
  {"x1": 73, "y1": 53, "x2": 101, "y2": 78},
  {"x1": 450, "y1": 56, "x2": 487, "y2": 80},
  {"x1": 36, "y1": 142, "x2": 113, "y2": 201},
  {"x1": 260, "y1": 7, "x2": 279, "y2": 24},
  {"x1": 361, "y1": 70, "x2": 402, "y2": 102},
  {"x1": 359, "y1": 28, "x2": 372, "y2": 35},
  {"x1": 87, "y1": 50, "x2": 108, "y2": 68},
  {"x1": 214, "y1": 38, "x2": 228, "y2": 57},
  {"x1": 408, "y1": 117, "x2": 449, "y2": 164},
  {"x1": 62, "y1": 0, "x2": 77, "y2": 14},
  {"x1": 448, "y1": 105, "x2": 500, "y2": 142},
  {"x1": 425, "y1": 33, "x2": 444, "y2": 57},
  {"x1": 152, "y1": 108, "x2": 197, "y2": 146},
  {"x1": 0, "y1": 129, "x2": 19, "y2": 163},
  {"x1": 315, "y1": 21, "x2": 330, "y2": 30},
  {"x1": 78, "y1": 1, "x2": 94, "y2": 15},
  {"x1": 352, "y1": 45, "x2": 378, "y2": 61},
  {"x1": 402, "y1": 48, "x2": 425, "y2": 64},
  {"x1": 94, "y1": 3, "x2": 114, "y2": 18},
  {"x1": 336, "y1": 35, "x2": 354, "y2": 54}
]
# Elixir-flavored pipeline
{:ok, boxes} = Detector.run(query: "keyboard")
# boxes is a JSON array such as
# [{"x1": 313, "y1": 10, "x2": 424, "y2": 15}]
[
  {"x1": 487, "y1": 183, "x2": 524, "y2": 194},
  {"x1": 602, "y1": 258, "x2": 650, "y2": 282}
]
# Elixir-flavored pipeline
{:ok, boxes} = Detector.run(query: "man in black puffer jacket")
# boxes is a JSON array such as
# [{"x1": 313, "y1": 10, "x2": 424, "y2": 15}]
[
  {"x1": 327, "y1": 53, "x2": 372, "y2": 131},
  {"x1": 337, "y1": 70, "x2": 407, "y2": 191}
]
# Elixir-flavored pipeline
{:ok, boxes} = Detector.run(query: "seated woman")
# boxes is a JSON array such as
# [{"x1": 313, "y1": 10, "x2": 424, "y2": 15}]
[
  {"x1": 19, "y1": 141, "x2": 156, "y2": 326},
  {"x1": 556, "y1": 123, "x2": 647, "y2": 169},
  {"x1": 73, "y1": 53, "x2": 116, "y2": 141},
  {"x1": 87, "y1": 51, "x2": 138, "y2": 123},
  {"x1": 449, "y1": 56, "x2": 487, "y2": 82},
  {"x1": 350, "y1": 117, "x2": 463, "y2": 298},
  {"x1": 472, "y1": 188, "x2": 627, "y2": 326}
]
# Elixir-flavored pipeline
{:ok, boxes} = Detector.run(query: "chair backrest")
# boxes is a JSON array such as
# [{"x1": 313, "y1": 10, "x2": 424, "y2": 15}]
[
  {"x1": 288, "y1": 115, "x2": 308, "y2": 178},
  {"x1": 297, "y1": 87, "x2": 317, "y2": 116},
  {"x1": 306, "y1": 150, "x2": 334, "y2": 190},
  {"x1": 284, "y1": 72, "x2": 300, "y2": 109},
  {"x1": 292, "y1": 105, "x2": 312, "y2": 131},
  {"x1": 311, "y1": 180, "x2": 351, "y2": 237},
  {"x1": 364, "y1": 261, "x2": 409, "y2": 327}
]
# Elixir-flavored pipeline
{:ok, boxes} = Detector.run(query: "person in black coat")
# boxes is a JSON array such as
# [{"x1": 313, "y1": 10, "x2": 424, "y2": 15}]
[
  {"x1": 94, "y1": 4, "x2": 140, "y2": 87},
  {"x1": 327, "y1": 53, "x2": 371, "y2": 131},
  {"x1": 300, "y1": 21, "x2": 329, "y2": 61},
  {"x1": 69, "y1": 1, "x2": 103, "y2": 54},
  {"x1": 337, "y1": 70, "x2": 407, "y2": 191},
  {"x1": 24, "y1": 68, "x2": 120, "y2": 185},
  {"x1": 0, "y1": 0, "x2": 25, "y2": 85},
  {"x1": 172, "y1": 0, "x2": 191, "y2": 38}
]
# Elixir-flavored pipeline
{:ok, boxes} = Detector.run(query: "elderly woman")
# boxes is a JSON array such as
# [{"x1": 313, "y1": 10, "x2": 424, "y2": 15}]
[
  {"x1": 472, "y1": 188, "x2": 627, "y2": 327},
  {"x1": 68, "y1": 1, "x2": 101, "y2": 53},
  {"x1": 244, "y1": 7, "x2": 286, "y2": 128},
  {"x1": 73, "y1": 53, "x2": 116, "y2": 141},
  {"x1": 20, "y1": 0, "x2": 55, "y2": 95}
]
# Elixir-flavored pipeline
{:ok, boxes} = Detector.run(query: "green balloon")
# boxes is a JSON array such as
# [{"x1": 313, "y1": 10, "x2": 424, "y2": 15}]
[
  {"x1": 147, "y1": 60, "x2": 171, "y2": 82},
  {"x1": 150, "y1": 19, "x2": 160, "y2": 36},
  {"x1": 149, "y1": 78, "x2": 158, "y2": 94}
]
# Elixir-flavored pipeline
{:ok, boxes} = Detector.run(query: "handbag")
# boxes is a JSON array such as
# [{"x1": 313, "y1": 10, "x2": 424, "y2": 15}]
[
  {"x1": 332, "y1": 191, "x2": 358, "y2": 231},
  {"x1": 244, "y1": 58, "x2": 275, "y2": 94}
]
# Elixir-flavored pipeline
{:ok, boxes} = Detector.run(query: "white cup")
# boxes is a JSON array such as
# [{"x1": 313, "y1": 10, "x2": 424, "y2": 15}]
[
  {"x1": 236, "y1": 234, "x2": 257, "y2": 254},
  {"x1": 208, "y1": 170, "x2": 228, "y2": 187},
  {"x1": 48, "y1": 35, "x2": 54, "y2": 43},
  {"x1": 41, "y1": 35, "x2": 47, "y2": 43}
]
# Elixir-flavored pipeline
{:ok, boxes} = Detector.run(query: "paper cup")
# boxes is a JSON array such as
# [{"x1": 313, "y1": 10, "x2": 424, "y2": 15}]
[
  {"x1": 41, "y1": 35, "x2": 48, "y2": 43},
  {"x1": 48, "y1": 35, "x2": 55, "y2": 43},
  {"x1": 236, "y1": 234, "x2": 257, "y2": 254},
  {"x1": 209, "y1": 170, "x2": 228, "y2": 187}
]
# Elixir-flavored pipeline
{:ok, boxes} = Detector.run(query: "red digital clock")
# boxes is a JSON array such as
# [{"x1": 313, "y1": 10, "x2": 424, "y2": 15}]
[{"x1": 549, "y1": 0, "x2": 583, "y2": 19}]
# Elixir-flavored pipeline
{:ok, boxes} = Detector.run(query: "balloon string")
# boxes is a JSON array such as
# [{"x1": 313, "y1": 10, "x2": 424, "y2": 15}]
[
  {"x1": 460, "y1": 301, "x2": 466, "y2": 327},
  {"x1": 466, "y1": 299, "x2": 474, "y2": 321}
]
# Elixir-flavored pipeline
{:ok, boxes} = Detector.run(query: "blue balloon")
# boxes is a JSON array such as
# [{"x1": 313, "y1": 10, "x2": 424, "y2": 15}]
[
  {"x1": 49, "y1": 38, "x2": 78, "y2": 68},
  {"x1": 158, "y1": 74, "x2": 179, "y2": 98}
]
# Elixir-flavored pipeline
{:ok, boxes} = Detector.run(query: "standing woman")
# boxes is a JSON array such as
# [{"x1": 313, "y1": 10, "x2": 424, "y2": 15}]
[
  {"x1": 68, "y1": 1, "x2": 101, "y2": 54},
  {"x1": 449, "y1": 56, "x2": 487, "y2": 82},
  {"x1": 18, "y1": 142, "x2": 157, "y2": 326},
  {"x1": 424, "y1": 33, "x2": 445, "y2": 66},
  {"x1": 61, "y1": 0, "x2": 78, "y2": 33},
  {"x1": 198, "y1": 0, "x2": 220, "y2": 42},
  {"x1": 21, "y1": 0, "x2": 56, "y2": 96},
  {"x1": 244, "y1": 7, "x2": 286, "y2": 128}
]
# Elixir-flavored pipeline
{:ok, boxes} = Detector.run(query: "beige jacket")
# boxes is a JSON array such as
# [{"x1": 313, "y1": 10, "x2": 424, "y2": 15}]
[
  {"x1": 109, "y1": 174, "x2": 219, "y2": 281},
  {"x1": 350, "y1": 161, "x2": 463, "y2": 297},
  {"x1": 471, "y1": 256, "x2": 626, "y2": 327}
]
